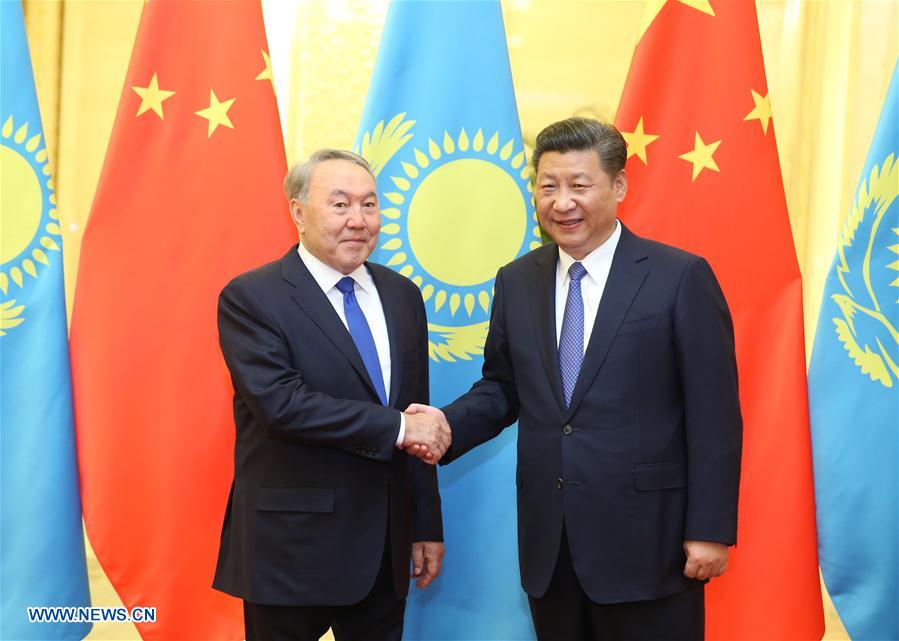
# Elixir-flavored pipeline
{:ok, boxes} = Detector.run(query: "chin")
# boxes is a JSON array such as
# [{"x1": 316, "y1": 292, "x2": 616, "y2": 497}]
[
  {"x1": 338, "y1": 252, "x2": 367, "y2": 272},
  {"x1": 552, "y1": 230, "x2": 586, "y2": 245}
]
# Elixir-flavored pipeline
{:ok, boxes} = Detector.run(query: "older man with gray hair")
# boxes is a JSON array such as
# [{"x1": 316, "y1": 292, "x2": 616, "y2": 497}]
[{"x1": 213, "y1": 149, "x2": 448, "y2": 641}]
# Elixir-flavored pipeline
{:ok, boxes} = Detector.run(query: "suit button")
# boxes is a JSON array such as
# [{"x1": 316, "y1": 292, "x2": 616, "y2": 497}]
[
  {"x1": 383, "y1": 474, "x2": 391, "y2": 486},
  {"x1": 562, "y1": 424, "x2": 573, "y2": 435},
  {"x1": 556, "y1": 478, "x2": 564, "y2": 489}
]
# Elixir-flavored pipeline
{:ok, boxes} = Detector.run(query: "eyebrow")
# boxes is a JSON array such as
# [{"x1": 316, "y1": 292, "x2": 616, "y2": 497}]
[
  {"x1": 538, "y1": 172, "x2": 591, "y2": 181},
  {"x1": 328, "y1": 190, "x2": 378, "y2": 200}
]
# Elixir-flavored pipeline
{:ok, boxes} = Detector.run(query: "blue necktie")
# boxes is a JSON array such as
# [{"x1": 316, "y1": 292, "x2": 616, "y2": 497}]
[
  {"x1": 336, "y1": 276, "x2": 388, "y2": 406},
  {"x1": 558, "y1": 262, "x2": 587, "y2": 407}
]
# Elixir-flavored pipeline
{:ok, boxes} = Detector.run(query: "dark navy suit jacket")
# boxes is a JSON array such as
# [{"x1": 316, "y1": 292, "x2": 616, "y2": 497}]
[
  {"x1": 442, "y1": 225, "x2": 741, "y2": 604},
  {"x1": 213, "y1": 246, "x2": 442, "y2": 606}
]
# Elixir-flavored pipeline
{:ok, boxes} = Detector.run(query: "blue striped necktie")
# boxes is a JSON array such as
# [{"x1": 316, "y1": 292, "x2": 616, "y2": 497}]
[
  {"x1": 558, "y1": 262, "x2": 587, "y2": 407},
  {"x1": 336, "y1": 276, "x2": 388, "y2": 405}
]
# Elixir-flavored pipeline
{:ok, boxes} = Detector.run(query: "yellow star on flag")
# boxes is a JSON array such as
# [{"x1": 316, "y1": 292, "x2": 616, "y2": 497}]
[
  {"x1": 639, "y1": 0, "x2": 715, "y2": 40},
  {"x1": 677, "y1": 0, "x2": 714, "y2": 15},
  {"x1": 132, "y1": 73, "x2": 175, "y2": 119},
  {"x1": 195, "y1": 90, "x2": 235, "y2": 137},
  {"x1": 621, "y1": 117, "x2": 660, "y2": 165},
  {"x1": 678, "y1": 132, "x2": 721, "y2": 181},
  {"x1": 255, "y1": 50, "x2": 273, "y2": 81},
  {"x1": 744, "y1": 89, "x2": 772, "y2": 134}
]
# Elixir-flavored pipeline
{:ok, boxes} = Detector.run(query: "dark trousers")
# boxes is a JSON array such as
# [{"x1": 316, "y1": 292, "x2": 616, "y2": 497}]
[
  {"x1": 528, "y1": 528, "x2": 705, "y2": 641},
  {"x1": 243, "y1": 538, "x2": 404, "y2": 641}
]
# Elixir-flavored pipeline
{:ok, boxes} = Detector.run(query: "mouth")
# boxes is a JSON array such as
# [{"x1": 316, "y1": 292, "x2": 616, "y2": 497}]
[
  {"x1": 554, "y1": 218, "x2": 583, "y2": 229},
  {"x1": 340, "y1": 238, "x2": 368, "y2": 245}
]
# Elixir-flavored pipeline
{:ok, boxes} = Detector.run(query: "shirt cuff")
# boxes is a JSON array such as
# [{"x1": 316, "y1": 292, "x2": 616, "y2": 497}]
[{"x1": 395, "y1": 412, "x2": 405, "y2": 447}]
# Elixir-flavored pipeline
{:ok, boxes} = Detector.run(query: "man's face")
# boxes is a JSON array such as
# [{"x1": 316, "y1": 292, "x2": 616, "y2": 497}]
[
  {"x1": 535, "y1": 149, "x2": 627, "y2": 260},
  {"x1": 291, "y1": 159, "x2": 380, "y2": 274}
]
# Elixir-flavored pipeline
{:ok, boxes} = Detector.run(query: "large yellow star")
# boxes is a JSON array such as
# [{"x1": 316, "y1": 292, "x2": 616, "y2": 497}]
[
  {"x1": 678, "y1": 132, "x2": 721, "y2": 181},
  {"x1": 621, "y1": 117, "x2": 660, "y2": 165},
  {"x1": 743, "y1": 89, "x2": 772, "y2": 134},
  {"x1": 132, "y1": 73, "x2": 175, "y2": 119},
  {"x1": 639, "y1": 0, "x2": 715, "y2": 40},
  {"x1": 195, "y1": 90, "x2": 235, "y2": 137},
  {"x1": 255, "y1": 50, "x2": 273, "y2": 82}
]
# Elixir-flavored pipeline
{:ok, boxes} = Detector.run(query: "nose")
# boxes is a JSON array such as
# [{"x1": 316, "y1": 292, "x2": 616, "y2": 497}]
[
  {"x1": 346, "y1": 205, "x2": 365, "y2": 228},
  {"x1": 552, "y1": 188, "x2": 576, "y2": 213}
]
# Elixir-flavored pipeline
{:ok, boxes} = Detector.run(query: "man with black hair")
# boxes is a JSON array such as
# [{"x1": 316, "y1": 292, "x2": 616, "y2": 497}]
[{"x1": 409, "y1": 118, "x2": 742, "y2": 640}]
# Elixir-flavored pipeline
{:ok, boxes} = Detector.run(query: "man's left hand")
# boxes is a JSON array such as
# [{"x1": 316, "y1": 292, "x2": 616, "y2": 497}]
[
  {"x1": 411, "y1": 541, "x2": 445, "y2": 589},
  {"x1": 683, "y1": 540, "x2": 729, "y2": 580}
]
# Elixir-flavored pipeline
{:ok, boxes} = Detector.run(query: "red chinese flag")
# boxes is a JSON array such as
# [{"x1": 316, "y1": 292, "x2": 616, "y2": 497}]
[
  {"x1": 615, "y1": 2, "x2": 824, "y2": 639},
  {"x1": 70, "y1": 1, "x2": 293, "y2": 639}
]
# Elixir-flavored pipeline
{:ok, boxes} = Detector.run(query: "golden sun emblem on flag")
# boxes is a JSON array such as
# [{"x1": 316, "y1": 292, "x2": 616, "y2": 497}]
[
  {"x1": 0, "y1": 115, "x2": 62, "y2": 335},
  {"x1": 831, "y1": 152, "x2": 899, "y2": 388},
  {"x1": 357, "y1": 113, "x2": 539, "y2": 362}
]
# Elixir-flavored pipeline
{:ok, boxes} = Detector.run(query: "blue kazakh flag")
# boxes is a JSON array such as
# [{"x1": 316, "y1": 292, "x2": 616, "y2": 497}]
[
  {"x1": 808, "y1": 60, "x2": 898, "y2": 641},
  {"x1": 356, "y1": 2, "x2": 537, "y2": 638},
  {"x1": 1, "y1": 2, "x2": 91, "y2": 639}
]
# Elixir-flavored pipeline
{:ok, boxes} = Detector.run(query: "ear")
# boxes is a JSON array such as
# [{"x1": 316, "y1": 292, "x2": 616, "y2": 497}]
[
  {"x1": 613, "y1": 170, "x2": 628, "y2": 203},
  {"x1": 289, "y1": 199, "x2": 305, "y2": 234}
]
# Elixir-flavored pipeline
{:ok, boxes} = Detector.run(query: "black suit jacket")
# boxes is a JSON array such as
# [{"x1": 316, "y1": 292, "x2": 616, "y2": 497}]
[
  {"x1": 213, "y1": 246, "x2": 442, "y2": 606},
  {"x1": 442, "y1": 225, "x2": 741, "y2": 604}
]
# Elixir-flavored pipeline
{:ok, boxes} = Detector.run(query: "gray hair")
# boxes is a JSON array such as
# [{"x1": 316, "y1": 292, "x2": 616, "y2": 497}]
[
  {"x1": 283, "y1": 149, "x2": 375, "y2": 203},
  {"x1": 532, "y1": 117, "x2": 627, "y2": 177}
]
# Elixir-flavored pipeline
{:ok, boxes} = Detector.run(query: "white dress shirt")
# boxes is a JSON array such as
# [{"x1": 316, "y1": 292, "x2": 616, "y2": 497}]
[
  {"x1": 298, "y1": 243, "x2": 404, "y2": 444},
  {"x1": 555, "y1": 220, "x2": 622, "y2": 353}
]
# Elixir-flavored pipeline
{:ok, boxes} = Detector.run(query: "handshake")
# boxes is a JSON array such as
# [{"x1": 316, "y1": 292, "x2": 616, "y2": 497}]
[{"x1": 401, "y1": 404, "x2": 451, "y2": 464}]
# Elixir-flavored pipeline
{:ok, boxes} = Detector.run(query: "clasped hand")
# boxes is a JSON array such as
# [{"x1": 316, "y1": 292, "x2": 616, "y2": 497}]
[
  {"x1": 401, "y1": 404, "x2": 451, "y2": 464},
  {"x1": 683, "y1": 540, "x2": 729, "y2": 580}
]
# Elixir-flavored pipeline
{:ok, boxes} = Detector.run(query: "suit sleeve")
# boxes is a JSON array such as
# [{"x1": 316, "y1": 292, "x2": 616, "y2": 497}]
[
  {"x1": 217, "y1": 279, "x2": 400, "y2": 460},
  {"x1": 674, "y1": 257, "x2": 743, "y2": 545},
  {"x1": 440, "y1": 267, "x2": 521, "y2": 464},
  {"x1": 410, "y1": 292, "x2": 443, "y2": 542}
]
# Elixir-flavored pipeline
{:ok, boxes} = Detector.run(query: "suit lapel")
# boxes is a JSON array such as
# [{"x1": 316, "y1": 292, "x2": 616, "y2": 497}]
[
  {"x1": 528, "y1": 244, "x2": 566, "y2": 413},
  {"x1": 368, "y1": 263, "x2": 403, "y2": 408},
  {"x1": 565, "y1": 227, "x2": 649, "y2": 420},
  {"x1": 280, "y1": 248, "x2": 381, "y2": 402}
]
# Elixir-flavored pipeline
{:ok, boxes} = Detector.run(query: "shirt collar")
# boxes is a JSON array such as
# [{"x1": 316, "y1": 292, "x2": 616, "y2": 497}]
[
  {"x1": 298, "y1": 242, "x2": 374, "y2": 294},
  {"x1": 557, "y1": 219, "x2": 622, "y2": 282}
]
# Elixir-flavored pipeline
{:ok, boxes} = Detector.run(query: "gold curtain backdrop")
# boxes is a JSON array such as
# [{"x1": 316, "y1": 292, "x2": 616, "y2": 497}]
[{"x1": 21, "y1": 1, "x2": 896, "y2": 639}]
